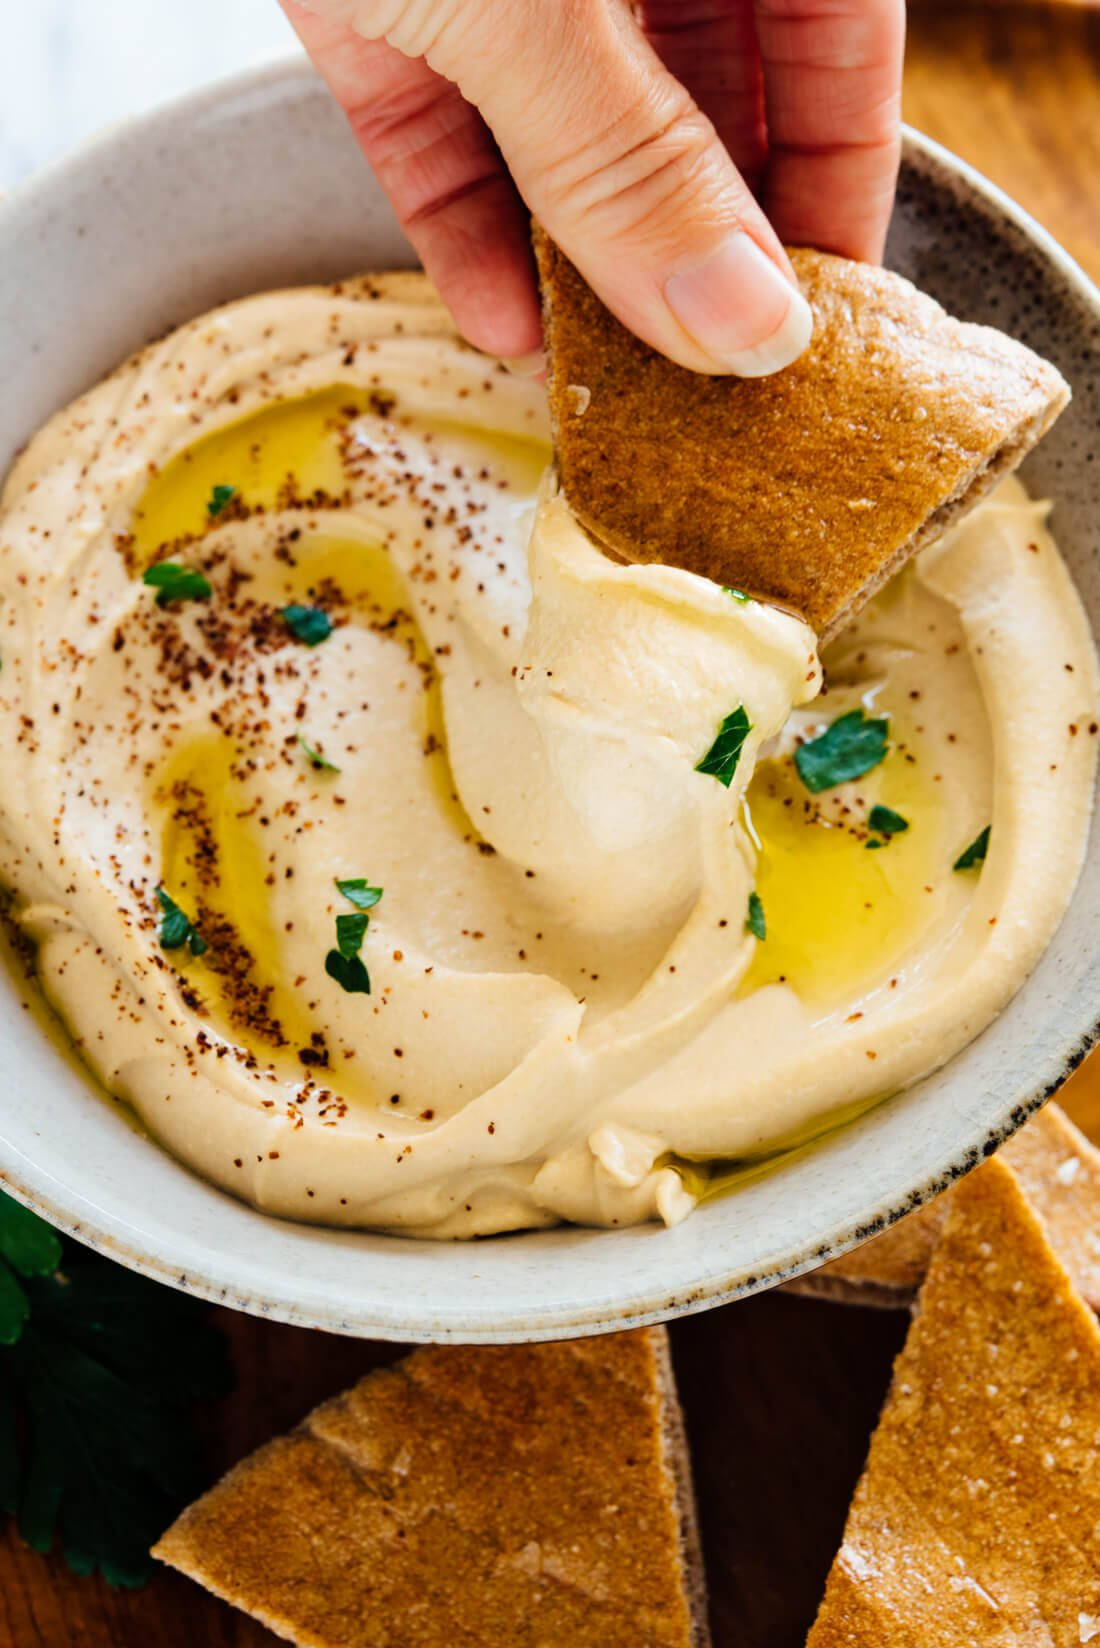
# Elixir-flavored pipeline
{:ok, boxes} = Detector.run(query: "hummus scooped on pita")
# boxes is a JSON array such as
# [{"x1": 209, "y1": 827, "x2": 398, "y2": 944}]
[{"x1": 0, "y1": 267, "x2": 1094, "y2": 1236}]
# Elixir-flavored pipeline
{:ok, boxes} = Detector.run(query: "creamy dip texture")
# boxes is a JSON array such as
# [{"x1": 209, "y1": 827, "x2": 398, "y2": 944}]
[{"x1": 0, "y1": 275, "x2": 1096, "y2": 1236}]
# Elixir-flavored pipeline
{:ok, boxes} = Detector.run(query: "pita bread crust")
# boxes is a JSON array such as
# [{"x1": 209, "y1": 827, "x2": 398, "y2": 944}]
[
  {"x1": 807, "y1": 1154, "x2": 1100, "y2": 1646},
  {"x1": 534, "y1": 230, "x2": 1069, "y2": 641},
  {"x1": 153, "y1": 1326, "x2": 709, "y2": 1648},
  {"x1": 785, "y1": 1102, "x2": 1100, "y2": 1312}
]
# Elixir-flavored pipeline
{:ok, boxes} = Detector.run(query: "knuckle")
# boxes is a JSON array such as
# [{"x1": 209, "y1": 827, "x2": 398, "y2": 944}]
[{"x1": 542, "y1": 91, "x2": 738, "y2": 248}]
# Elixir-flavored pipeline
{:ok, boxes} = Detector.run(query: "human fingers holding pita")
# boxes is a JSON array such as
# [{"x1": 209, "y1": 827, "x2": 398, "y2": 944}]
[{"x1": 280, "y1": 0, "x2": 904, "y2": 375}]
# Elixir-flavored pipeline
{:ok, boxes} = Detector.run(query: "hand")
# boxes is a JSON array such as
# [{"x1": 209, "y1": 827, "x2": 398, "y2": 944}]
[{"x1": 280, "y1": 0, "x2": 904, "y2": 375}]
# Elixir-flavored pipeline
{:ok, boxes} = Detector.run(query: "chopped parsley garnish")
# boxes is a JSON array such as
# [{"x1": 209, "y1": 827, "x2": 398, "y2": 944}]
[
  {"x1": 794, "y1": 709, "x2": 889, "y2": 793},
  {"x1": 141, "y1": 562, "x2": 212, "y2": 607},
  {"x1": 281, "y1": 604, "x2": 333, "y2": 646},
  {"x1": 745, "y1": 891, "x2": 766, "y2": 940},
  {"x1": 953, "y1": 825, "x2": 991, "y2": 871},
  {"x1": 868, "y1": 804, "x2": 909, "y2": 837},
  {"x1": 865, "y1": 839, "x2": 884, "y2": 850},
  {"x1": 206, "y1": 483, "x2": 237, "y2": 518},
  {"x1": 334, "y1": 877, "x2": 383, "y2": 911},
  {"x1": 0, "y1": 1189, "x2": 229, "y2": 1587},
  {"x1": 695, "y1": 705, "x2": 752, "y2": 788},
  {"x1": 325, "y1": 951, "x2": 370, "y2": 994},
  {"x1": 335, "y1": 911, "x2": 369, "y2": 957},
  {"x1": 156, "y1": 887, "x2": 207, "y2": 956},
  {"x1": 326, "y1": 878, "x2": 384, "y2": 995},
  {"x1": 297, "y1": 734, "x2": 340, "y2": 773},
  {"x1": 723, "y1": 587, "x2": 751, "y2": 604}
]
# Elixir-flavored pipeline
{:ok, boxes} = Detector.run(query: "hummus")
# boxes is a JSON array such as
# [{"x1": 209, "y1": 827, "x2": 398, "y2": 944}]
[{"x1": 0, "y1": 275, "x2": 1096, "y2": 1236}]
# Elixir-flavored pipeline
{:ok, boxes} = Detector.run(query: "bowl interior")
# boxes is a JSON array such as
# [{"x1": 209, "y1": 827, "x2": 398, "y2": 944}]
[{"x1": 0, "y1": 61, "x2": 1098, "y2": 1342}]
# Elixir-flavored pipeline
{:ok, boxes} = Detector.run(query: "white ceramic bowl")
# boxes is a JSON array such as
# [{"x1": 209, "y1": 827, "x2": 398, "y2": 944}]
[{"x1": 1, "y1": 60, "x2": 1098, "y2": 1343}]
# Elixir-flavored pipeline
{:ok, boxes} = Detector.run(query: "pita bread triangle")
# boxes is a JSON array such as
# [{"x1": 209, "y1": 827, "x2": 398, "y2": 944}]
[
  {"x1": 533, "y1": 230, "x2": 1069, "y2": 641},
  {"x1": 806, "y1": 1154, "x2": 1100, "y2": 1646},
  {"x1": 154, "y1": 1326, "x2": 709, "y2": 1648},
  {"x1": 787, "y1": 1101, "x2": 1100, "y2": 1311}
]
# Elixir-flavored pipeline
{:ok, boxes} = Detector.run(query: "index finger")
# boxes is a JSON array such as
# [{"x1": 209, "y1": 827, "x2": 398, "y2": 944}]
[{"x1": 753, "y1": 0, "x2": 905, "y2": 261}]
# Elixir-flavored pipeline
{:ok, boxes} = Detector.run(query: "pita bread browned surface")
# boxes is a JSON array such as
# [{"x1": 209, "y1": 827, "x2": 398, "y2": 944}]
[
  {"x1": 153, "y1": 1326, "x2": 708, "y2": 1648},
  {"x1": 786, "y1": 1100, "x2": 1100, "y2": 1312},
  {"x1": 534, "y1": 229, "x2": 1069, "y2": 640},
  {"x1": 806, "y1": 1155, "x2": 1100, "y2": 1646}
]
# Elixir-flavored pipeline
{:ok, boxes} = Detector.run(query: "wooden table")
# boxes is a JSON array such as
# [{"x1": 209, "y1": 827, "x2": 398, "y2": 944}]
[{"x1": 4, "y1": 9, "x2": 1099, "y2": 1644}]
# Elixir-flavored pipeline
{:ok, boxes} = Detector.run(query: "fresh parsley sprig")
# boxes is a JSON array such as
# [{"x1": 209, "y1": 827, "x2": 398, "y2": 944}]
[
  {"x1": 0, "y1": 1190, "x2": 230, "y2": 1588},
  {"x1": 156, "y1": 888, "x2": 207, "y2": 957},
  {"x1": 695, "y1": 705, "x2": 752, "y2": 788},
  {"x1": 281, "y1": 604, "x2": 333, "y2": 646},
  {"x1": 954, "y1": 825, "x2": 991, "y2": 871},
  {"x1": 142, "y1": 562, "x2": 212, "y2": 607},
  {"x1": 795, "y1": 709, "x2": 889, "y2": 793},
  {"x1": 325, "y1": 878, "x2": 383, "y2": 995}
]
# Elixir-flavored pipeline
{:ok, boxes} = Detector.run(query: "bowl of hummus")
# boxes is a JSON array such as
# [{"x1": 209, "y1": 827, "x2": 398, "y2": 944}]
[{"x1": 0, "y1": 60, "x2": 1098, "y2": 1341}]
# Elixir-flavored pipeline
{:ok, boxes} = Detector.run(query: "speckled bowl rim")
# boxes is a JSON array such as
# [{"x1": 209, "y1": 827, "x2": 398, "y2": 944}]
[{"x1": 0, "y1": 58, "x2": 1098, "y2": 1342}]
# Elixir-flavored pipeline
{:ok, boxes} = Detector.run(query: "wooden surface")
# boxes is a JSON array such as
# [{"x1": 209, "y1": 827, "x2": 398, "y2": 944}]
[{"x1": 5, "y1": 9, "x2": 1100, "y2": 1645}]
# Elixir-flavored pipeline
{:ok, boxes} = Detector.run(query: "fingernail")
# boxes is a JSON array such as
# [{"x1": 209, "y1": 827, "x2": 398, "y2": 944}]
[
  {"x1": 664, "y1": 233, "x2": 813, "y2": 376},
  {"x1": 502, "y1": 347, "x2": 547, "y2": 378}
]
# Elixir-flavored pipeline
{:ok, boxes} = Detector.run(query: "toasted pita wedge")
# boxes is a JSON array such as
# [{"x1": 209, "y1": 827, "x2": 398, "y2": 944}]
[
  {"x1": 806, "y1": 1154, "x2": 1100, "y2": 1646},
  {"x1": 533, "y1": 230, "x2": 1069, "y2": 641},
  {"x1": 154, "y1": 1326, "x2": 708, "y2": 1648},
  {"x1": 786, "y1": 1101, "x2": 1100, "y2": 1312}
]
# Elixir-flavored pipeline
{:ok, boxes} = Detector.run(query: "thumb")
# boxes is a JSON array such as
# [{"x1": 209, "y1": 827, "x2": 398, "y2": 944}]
[{"x1": 305, "y1": 0, "x2": 813, "y2": 376}]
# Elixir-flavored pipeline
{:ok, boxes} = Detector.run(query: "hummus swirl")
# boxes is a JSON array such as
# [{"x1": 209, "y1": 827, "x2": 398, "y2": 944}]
[{"x1": 0, "y1": 275, "x2": 1096, "y2": 1236}]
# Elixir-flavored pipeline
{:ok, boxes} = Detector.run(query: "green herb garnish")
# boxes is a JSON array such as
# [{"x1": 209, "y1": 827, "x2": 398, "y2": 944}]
[
  {"x1": 297, "y1": 734, "x2": 340, "y2": 773},
  {"x1": 868, "y1": 804, "x2": 909, "y2": 837},
  {"x1": 0, "y1": 1189, "x2": 229, "y2": 1587},
  {"x1": 281, "y1": 604, "x2": 332, "y2": 646},
  {"x1": 156, "y1": 888, "x2": 207, "y2": 956},
  {"x1": 325, "y1": 951, "x2": 370, "y2": 994},
  {"x1": 953, "y1": 825, "x2": 991, "y2": 871},
  {"x1": 745, "y1": 891, "x2": 766, "y2": 940},
  {"x1": 335, "y1": 911, "x2": 369, "y2": 957},
  {"x1": 326, "y1": 878, "x2": 384, "y2": 994},
  {"x1": 794, "y1": 709, "x2": 889, "y2": 793},
  {"x1": 865, "y1": 839, "x2": 884, "y2": 850},
  {"x1": 695, "y1": 705, "x2": 752, "y2": 788},
  {"x1": 141, "y1": 562, "x2": 212, "y2": 608},
  {"x1": 723, "y1": 587, "x2": 752, "y2": 604},
  {"x1": 206, "y1": 484, "x2": 237, "y2": 518},
  {"x1": 334, "y1": 877, "x2": 383, "y2": 912}
]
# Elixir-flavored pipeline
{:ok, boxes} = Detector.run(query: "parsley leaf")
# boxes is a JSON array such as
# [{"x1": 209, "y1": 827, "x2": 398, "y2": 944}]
[
  {"x1": 326, "y1": 878, "x2": 384, "y2": 994},
  {"x1": 745, "y1": 891, "x2": 766, "y2": 940},
  {"x1": 954, "y1": 825, "x2": 991, "y2": 871},
  {"x1": 0, "y1": 1190, "x2": 230, "y2": 1587},
  {"x1": 795, "y1": 709, "x2": 890, "y2": 793},
  {"x1": 206, "y1": 484, "x2": 237, "y2": 519},
  {"x1": 324, "y1": 951, "x2": 371, "y2": 995},
  {"x1": 297, "y1": 734, "x2": 340, "y2": 773},
  {"x1": 335, "y1": 877, "x2": 383, "y2": 912},
  {"x1": 868, "y1": 804, "x2": 909, "y2": 837},
  {"x1": 695, "y1": 705, "x2": 753, "y2": 788},
  {"x1": 156, "y1": 888, "x2": 207, "y2": 957},
  {"x1": 0, "y1": 1199, "x2": 62, "y2": 1348},
  {"x1": 141, "y1": 562, "x2": 212, "y2": 608},
  {"x1": 723, "y1": 587, "x2": 751, "y2": 604},
  {"x1": 335, "y1": 911, "x2": 369, "y2": 959},
  {"x1": 281, "y1": 604, "x2": 332, "y2": 646}
]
